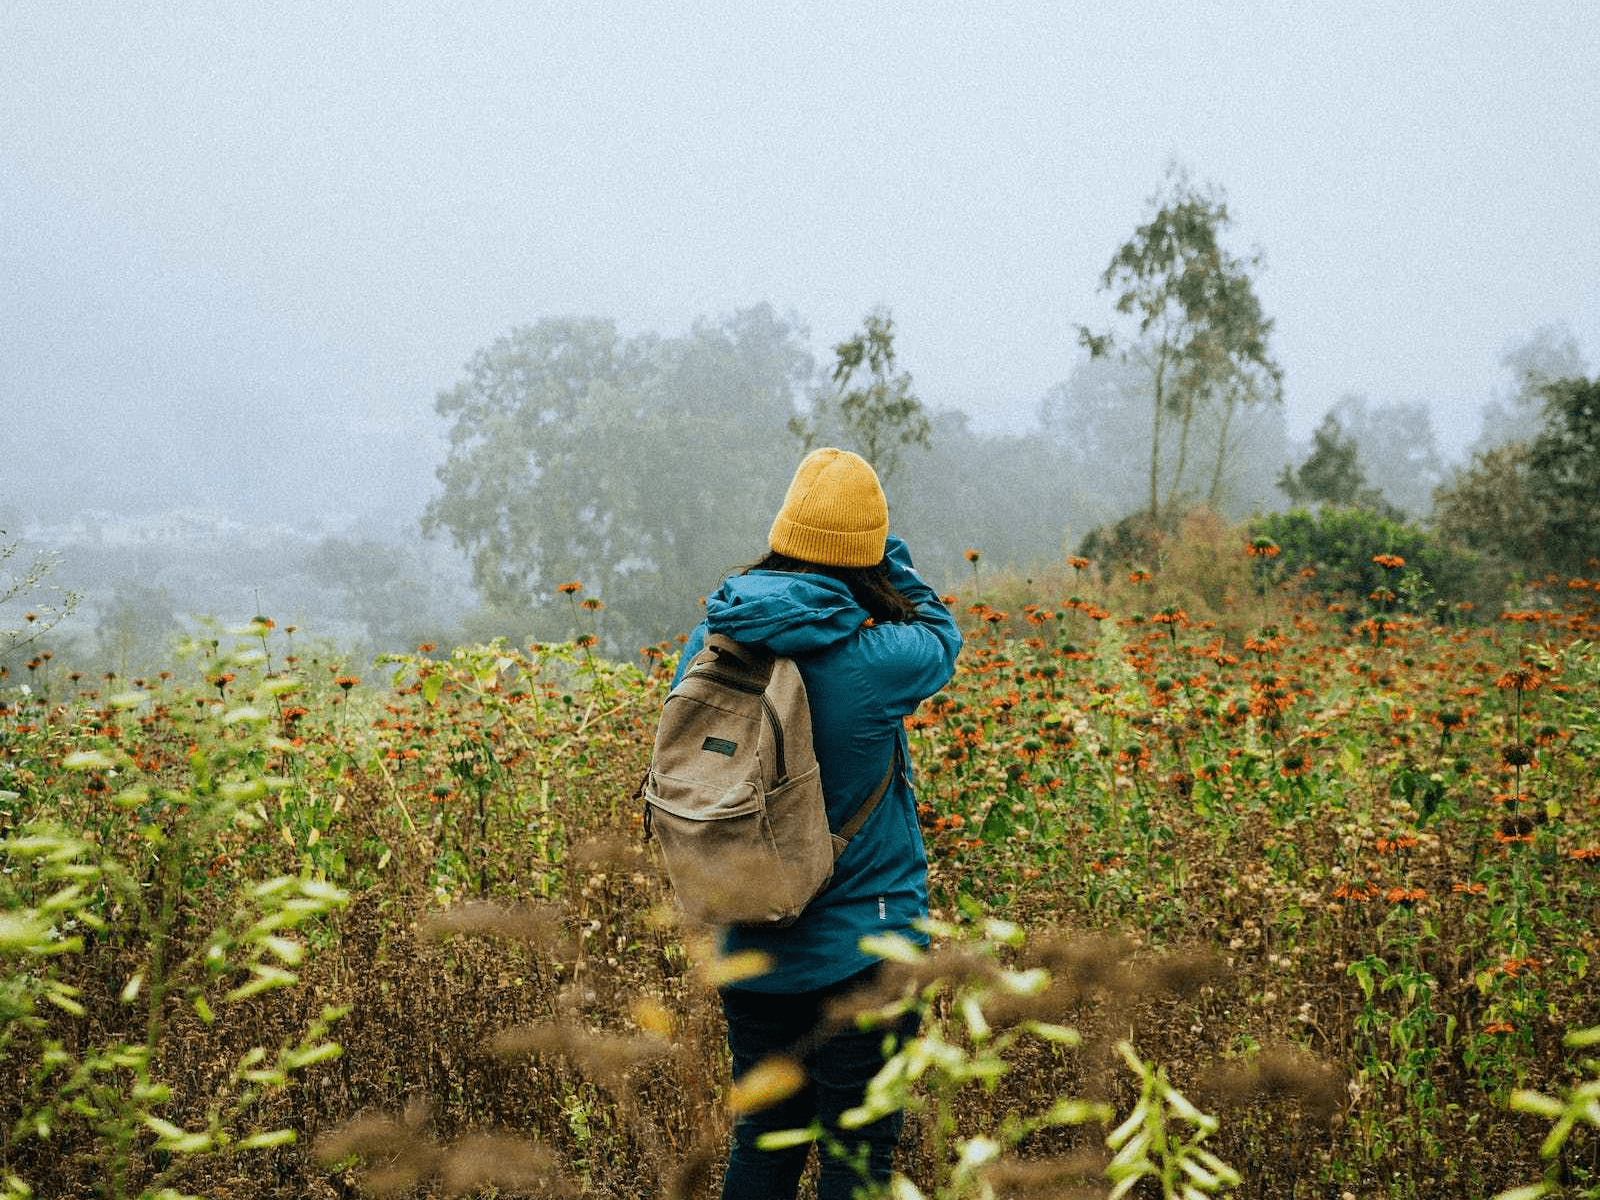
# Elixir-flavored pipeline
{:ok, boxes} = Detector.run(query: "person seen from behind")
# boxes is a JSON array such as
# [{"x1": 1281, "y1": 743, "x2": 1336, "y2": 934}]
[{"x1": 671, "y1": 447, "x2": 962, "y2": 1200}]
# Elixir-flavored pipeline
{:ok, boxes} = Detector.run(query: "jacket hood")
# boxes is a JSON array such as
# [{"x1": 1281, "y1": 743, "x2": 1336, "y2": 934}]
[{"x1": 704, "y1": 570, "x2": 866, "y2": 656}]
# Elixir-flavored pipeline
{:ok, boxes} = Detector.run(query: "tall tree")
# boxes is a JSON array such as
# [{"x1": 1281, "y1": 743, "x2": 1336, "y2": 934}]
[
  {"x1": 1078, "y1": 166, "x2": 1282, "y2": 520},
  {"x1": 791, "y1": 309, "x2": 930, "y2": 482},
  {"x1": 1436, "y1": 374, "x2": 1600, "y2": 577},
  {"x1": 1473, "y1": 323, "x2": 1589, "y2": 454},
  {"x1": 1277, "y1": 411, "x2": 1397, "y2": 516},
  {"x1": 423, "y1": 307, "x2": 811, "y2": 646},
  {"x1": 1526, "y1": 375, "x2": 1600, "y2": 573},
  {"x1": 1432, "y1": 444, "x2": 1535, "y2": 564},
  {"x1": 1322, "y1": 394, "x2": 1444, "y2": 518},
  {"x1": 1203, "y1": 368, "x2": 1287, "y2": 511}
]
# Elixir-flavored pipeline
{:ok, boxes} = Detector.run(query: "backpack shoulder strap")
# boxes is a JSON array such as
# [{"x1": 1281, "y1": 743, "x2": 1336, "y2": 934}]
[
  {"x1": 833, "y1": 737, "x2": 904, "y2": 850},
  {"x1": 693, "y1": 633, "x2": 777, "y2": 689}
]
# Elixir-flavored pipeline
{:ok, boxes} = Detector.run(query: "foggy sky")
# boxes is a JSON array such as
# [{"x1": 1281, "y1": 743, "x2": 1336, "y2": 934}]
[{"x1": 4, "y1": 2, "x2": 1597, "y2": 526}]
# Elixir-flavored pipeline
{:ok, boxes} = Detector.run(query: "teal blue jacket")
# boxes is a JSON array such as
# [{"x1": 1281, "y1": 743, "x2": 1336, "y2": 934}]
[{"x1": 672, "y1": 535, "x2": 961, "y2": 992}]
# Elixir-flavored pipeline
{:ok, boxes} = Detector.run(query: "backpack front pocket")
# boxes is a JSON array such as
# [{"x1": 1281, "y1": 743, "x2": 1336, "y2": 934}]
[{"x1": 645, "y1": 770, "x2": 830, "y2": 928}]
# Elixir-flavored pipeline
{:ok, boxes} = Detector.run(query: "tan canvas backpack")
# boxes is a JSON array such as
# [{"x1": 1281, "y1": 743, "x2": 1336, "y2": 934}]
[{"x1": 642, "y1": 634, "x2": 897, "y2": 928}]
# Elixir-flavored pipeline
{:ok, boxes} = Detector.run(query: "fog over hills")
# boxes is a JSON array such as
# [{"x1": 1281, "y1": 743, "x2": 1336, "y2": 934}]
[{"x1": 5, "y1": 3, "x2": 1597, "y2": 672}]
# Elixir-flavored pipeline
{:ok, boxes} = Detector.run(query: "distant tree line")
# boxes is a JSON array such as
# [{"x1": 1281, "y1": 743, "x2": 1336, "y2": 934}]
[
  {"x1": 6, "y1": 170, "x2": 1594, "y2": 679},
  {"x1": 419, "y1": 168, "x2": 1594, "y2": 650}
]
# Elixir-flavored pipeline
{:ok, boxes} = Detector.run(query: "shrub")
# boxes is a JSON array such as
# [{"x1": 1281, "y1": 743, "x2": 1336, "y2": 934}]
[{"x1": 1253, "y1": 506, "x2": 1488, "y2": 616}]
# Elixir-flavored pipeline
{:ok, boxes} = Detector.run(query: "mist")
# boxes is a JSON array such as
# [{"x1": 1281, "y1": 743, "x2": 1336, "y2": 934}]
[{"x1": 5, "y1": 5, "x2": 1598, "y2": 675}]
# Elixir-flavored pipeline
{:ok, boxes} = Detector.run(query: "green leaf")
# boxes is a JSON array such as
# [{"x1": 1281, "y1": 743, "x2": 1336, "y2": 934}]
[
  {"x1": 43, "y1": 991, "x2": 85, "y2": 1017},
  {"x1": 978, "y1": 800, "x2": 1013, "y2": 842},
  {"x1": 142, "y1": 1116, "x2": 188, "y2": 1141},
  {"x1": 422, "y1": 671, "x2": 445, "y2": 705},
  {"x1": 62, "y1": 750, "x2": 117, "y2": 771},
  {"x1": 224, "y1": 964, "x2": 299, "y2": 1002},
  {"x1": 0, "y1": 912, "x2": 54, "y2": 954},
  {"x1": 113, "y1": 785, "x2": 150, "y2": 809},
  {"x1": 297, "y1": 879, "x2": 349, "y2": 905},
  {"x1": 1042, "y1": 1097, "x2": 1112, "y2": 1125},
  {"x1": 1491, "y1": 1185, "x2": 1552, "y2": 1200},
  {"x1": 282, "y1": 1041, "x2": 342, "y2": 1070},
  {"x1": 219, "y1": 779, "x2": 268, "y2": 803},
  {"x1": 980, "y1": 917, "x2": 1023, "y2": 945},
  {"x1": 858, "y1": 934, "x2": 923, "y2": 964},
  {"x1": 755, "y1": 1126, "x2": 819, "y2": 1150},
  {"x1": 1027, "y1": 1022, "x2": 1084, "y2": 1046},
  {"x1": 260, "y1": 936, "x2": 305, "y2": 966},
  {"x1": 250, "y1": 875, "x2": 297, "y2": 900},
  {"x1": 1509, "y1": 1090, "x2": 1564, "y2": 1118},
  {"x1": 234, "y1": 1128, "x2": 297, "y2": 1150}
]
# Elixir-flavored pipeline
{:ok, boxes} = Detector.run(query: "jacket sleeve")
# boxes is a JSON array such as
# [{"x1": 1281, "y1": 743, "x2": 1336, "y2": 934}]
[{"x1": 856, "y1": 534, "x2": 963, "y2": 716}]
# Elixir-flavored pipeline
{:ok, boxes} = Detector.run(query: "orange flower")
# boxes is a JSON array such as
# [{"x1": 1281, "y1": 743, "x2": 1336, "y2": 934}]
[
  {"x1": 1497, "y1": 957, "x2": 1540, "y2": 977},
  {"x1": 1375, "y1": 835, "x2": 1420, "y2": 854},
  {"x1": 1332, "y1": 881, "x2": 1380, "y2": 901},
  {"x1": 1495, "y1": 665, "x2": 1543, "y2": 693},
  {"x1": 964, "y1": 549, "x2": 981, "y2": 563},
  {"x1": 557, "y1": 581, "x2": 583, "y2": 595},
  {"x1": 1372, "y1": 553, "x2": 1406, "y2": 569},
  {"x1": 335, "y1": 675, "x2": 359, "y2": 691}
]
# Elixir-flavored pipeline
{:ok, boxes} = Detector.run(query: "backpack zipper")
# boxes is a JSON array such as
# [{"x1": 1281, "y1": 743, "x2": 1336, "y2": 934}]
[{"x1": 760, "y1": 695, "x2": 786, "y2": 781}]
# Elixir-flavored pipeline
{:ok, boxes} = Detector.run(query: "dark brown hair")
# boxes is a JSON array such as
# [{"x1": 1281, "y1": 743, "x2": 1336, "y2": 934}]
[{"x1": 743, "y1": 551, "x2": 922, "y2": 625}]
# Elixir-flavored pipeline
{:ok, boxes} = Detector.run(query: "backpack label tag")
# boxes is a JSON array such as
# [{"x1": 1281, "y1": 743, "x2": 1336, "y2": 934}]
[{"x1": 701, "y1": 736, "x2": 738, "y2": 756}]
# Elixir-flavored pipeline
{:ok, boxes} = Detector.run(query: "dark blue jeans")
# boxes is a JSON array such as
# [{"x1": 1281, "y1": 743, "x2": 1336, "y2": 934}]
[{"x1": 719, "y1": 964, "x2": 919, "y2": 1200}]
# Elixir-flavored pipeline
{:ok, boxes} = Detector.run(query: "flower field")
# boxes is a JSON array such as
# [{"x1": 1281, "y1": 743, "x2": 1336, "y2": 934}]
[{"x1": 2, "y1": 552, "x2": 1599, "y2": 1199}]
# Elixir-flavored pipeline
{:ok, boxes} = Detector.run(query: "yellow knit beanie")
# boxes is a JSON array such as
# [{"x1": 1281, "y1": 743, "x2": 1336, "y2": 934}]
[{"x1": 768, "y1": 448, "x2": 889, "y2": 568}]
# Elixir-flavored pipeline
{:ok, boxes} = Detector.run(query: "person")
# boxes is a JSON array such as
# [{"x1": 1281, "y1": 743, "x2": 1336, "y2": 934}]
[{"x1": 671, "y1": 447, "x2": 962, "y2": 1200}]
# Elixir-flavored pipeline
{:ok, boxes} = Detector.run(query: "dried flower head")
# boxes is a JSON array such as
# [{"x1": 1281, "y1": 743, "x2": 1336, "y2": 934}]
[
  {"x1": 419, "y1": 900, "x2": 567, "y2": 955},
  {"x1": 487, "y1": 1022, "x2": 675, "y2": 1090}
]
